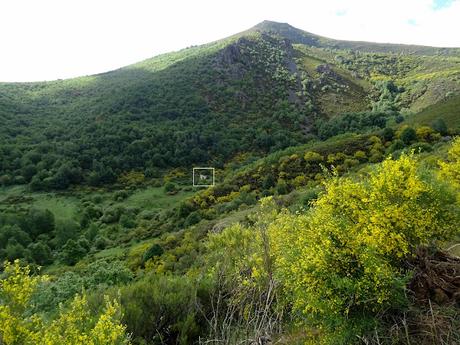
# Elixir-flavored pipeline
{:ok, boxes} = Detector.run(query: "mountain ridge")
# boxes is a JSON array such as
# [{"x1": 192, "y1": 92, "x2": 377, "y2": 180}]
[
  {"x1": 0, "y1": 20, "x2": 459, "y2": 190},
  {"x1": 251, "y1": 20, "x2": 460, "y2": 55}
]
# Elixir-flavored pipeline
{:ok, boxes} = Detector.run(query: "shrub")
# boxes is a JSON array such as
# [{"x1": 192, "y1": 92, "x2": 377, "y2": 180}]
[
  {"x1": 184, "y1": 212, "x2": 201, "y2": 227},
  {"x1": 113, "y1": 190, "x2": 129, "y2": 201},
  {"x1": 432, "y1": 118, "x2": 448, "y2": 136},
  {"x1": 400, "y1": 127, "x2": 417, "y2": 145},
  {"x1": 409, "y1": 141, "x2": 432, "y2": 153},
  {"x1": 120, "y1": 274, "x2": 204, "y2": 344},
  {"x1": 353, "y1": 150, "x2": 367, "y2": 162},
  {"x1": 387, "y1": 139, "x2": 405, "y2": 153},
  {"x1": 164, "y1": 182, "x2": 178, "y2": 194},
  {"x1": 0, "y1": 260, "x2": 130, "y2": 345},
  {"x1": 395, "y1": 114, "x2": 404, "y2": 123},
  {"x1": 25, "y1": 208, "x2": 55, "y2": 238},
  {"x1": 59, "y1": 239, "x2": 88, "y2": 265},
  {"x1": 382, "y1": 127, "x2": 395, "y2": 141},
  {"x1": 119, "y1": 214, "x2": 136, "y2": 229},
  {"x1": 94, "y1": 236, "x2": 109, "y2": 250},
  {"x1": 269, "y1": 154, "x2": 459, "y2": 342},
  {"x1": 301, "y1": 189, "x2": 319, "y2": 207},
  {"x1": 416, "y1": 126, "x2": 439, "y2": 142},
  {"x1": 439, "y1": 137, "x2": 460, "y2": 188},
  {"x1": 27, "y1": 242, "x2": 52, "y2": 265},
  {"x1": 101, "y1": 206, "x2": 123, "y2": 224},
  {"x1": 142, "y1": 244, "x2": 164, "y2": 264},
  {"x1": 275, "y1": 179, "x2": 288, "y2": 195},
  {"x1": 54, "y1": 219, "x2": 80, "y2": 247},
  {"x1": 0, "y1": 174, "x2": 12, "y2": 187}
]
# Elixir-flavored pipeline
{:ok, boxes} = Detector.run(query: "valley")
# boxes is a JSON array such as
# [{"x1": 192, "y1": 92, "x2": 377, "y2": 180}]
[{"x1": 0, "y1": 21, "x2": 459, "y2": 345}]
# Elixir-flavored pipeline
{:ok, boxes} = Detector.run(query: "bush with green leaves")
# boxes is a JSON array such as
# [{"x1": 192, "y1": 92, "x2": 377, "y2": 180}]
[
  {"x1": 432, "y1": 118, "x2": 448, "y2": 136},
  {"x1": 142, "y1": 244, "x2": 164, "y2": 264},
  {"x1": 164, "y1": 181, "x2": 178, "y2": 194},
  {"x1": 120, "y1": 274, "x2": 208, "y2": 345},
  {"x1": 59, "y1": 238, "x2": 88, "y2": 265},
  {"x1": 33, "y1": 260, "x2": 133, "y2": 312},
  {"x1": 400, "y1": 126, "x2": 417, "y2": 145}
]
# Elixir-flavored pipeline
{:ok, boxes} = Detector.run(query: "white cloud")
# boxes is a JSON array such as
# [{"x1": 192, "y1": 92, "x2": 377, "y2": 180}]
[{"x1": 0, "y1": 0, "x2": 459, "y2": 82}]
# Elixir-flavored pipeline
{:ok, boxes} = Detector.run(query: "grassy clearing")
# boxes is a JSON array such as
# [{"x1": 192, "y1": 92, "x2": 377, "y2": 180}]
[
  {"x1": 32, "y1": 194, "x2": 80, "y2": 221},
  {"x1": 406, "y1": 94, "x2": 460, "y2": 129},
  {"x1": 0, "y1": 187, "x2": 80, "y2": 222},
  {"x1": 122, "y1": 186, "x2": 195, "y2": 210}
]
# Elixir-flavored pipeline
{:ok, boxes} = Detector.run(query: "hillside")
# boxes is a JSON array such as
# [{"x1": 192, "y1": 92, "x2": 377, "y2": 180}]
[
  {"x1": 1, "y1": 21, "x2": 459, "y2": 191},
  {"x1": 0, "y1": 21, "x2": 460, "y2": 345}
]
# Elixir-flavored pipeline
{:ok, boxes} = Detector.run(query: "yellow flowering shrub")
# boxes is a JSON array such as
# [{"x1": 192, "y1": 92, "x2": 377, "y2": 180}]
[
  {"x1": 205, "y1": 197, "x2": 281, "y2": 320},
  {"x1": 0, "y1": 260, "x2": 47, "y2": 345},
  {"x1": 117, "y1": 171, "x2": 145, "y2": 185},
  {"x1": 39, "y1": 295, "x2": 128, "y2": 345},
  {"x1": 269, "y1": 154, "x2": 458, "y2": 335},
  {"x1": 439, "y1": 137, "x2": 460, "y2": 188},
  {"x1": 416, "y1": 126, "x2": 440, "y2": 142},
  {"x1": 202, "y1": 151, "x2": 459, "y2": 343},
  {"x1": 0, "y1": 260, "x2": 130, "y2": 345}
]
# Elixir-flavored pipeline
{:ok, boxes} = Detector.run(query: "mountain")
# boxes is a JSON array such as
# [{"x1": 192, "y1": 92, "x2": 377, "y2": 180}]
[
  {"x1": 0, "y1": 21, "x2": 459, "y2": 190},
  {"x1": 1, "y1": 21, "x2": 460, "y2": 345},
  {"x1": 254, "y1": 20, "x2": 460, "y2": 55}
]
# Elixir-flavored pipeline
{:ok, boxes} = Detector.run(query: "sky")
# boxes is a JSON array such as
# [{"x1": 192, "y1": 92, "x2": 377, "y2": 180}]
[{"x1": 0, "y1": 0, "x2": 459, "y2": 82}]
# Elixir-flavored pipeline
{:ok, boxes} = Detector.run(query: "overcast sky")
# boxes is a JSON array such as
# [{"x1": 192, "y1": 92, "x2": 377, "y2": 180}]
[{"x1": 1, "y1": 0, "x2": 459, "y2": 82}]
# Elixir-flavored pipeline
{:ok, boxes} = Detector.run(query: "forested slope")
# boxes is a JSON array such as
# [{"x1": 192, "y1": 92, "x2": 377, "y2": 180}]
[{"x1": 1, "y1": 21, "x2": 459, "y2": 190}]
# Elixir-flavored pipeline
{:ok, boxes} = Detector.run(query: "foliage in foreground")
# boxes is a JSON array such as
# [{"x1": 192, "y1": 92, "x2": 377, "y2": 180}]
[
  {"x1": 0, "y1": 260, "x2": 130, "y2": 345},
  {"x1": 439, "y1": 136, "x2": 460, "y2": 188},
  {"x1": 207, "y1": 150, "x2": 459, "y2": 344}
]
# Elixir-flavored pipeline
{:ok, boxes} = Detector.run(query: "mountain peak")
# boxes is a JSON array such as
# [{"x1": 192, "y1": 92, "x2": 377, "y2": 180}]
[
  {"x1": 253, "y1": 20, "x2": 295, "y2": 31},
  {"x1": 251, "y1": 20, "x2": 322, "y2": 47}
]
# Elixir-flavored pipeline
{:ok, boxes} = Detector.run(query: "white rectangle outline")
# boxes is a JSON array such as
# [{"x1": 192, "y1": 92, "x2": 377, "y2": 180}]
[{"x1": 193, "y1": 167, "x2": 215, "y2": 187}]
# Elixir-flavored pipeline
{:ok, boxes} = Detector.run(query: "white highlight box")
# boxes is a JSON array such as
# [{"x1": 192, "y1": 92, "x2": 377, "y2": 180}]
[{"x1": 193, "y1": 167, "x2": 215, "y2": 187}]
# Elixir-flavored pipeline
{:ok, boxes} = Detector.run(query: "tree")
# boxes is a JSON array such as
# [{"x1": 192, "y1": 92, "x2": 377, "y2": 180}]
[
  {"x1": 28, "y1": 242, "x2": 52, "y2": 265},
  {"x1": 432, "y1": 118, "x2": 448, "y2": 136},
  {"x1": 400, "y1": 126, "x2": 417, "y2": 145},
  {"x1": 60, "y1": 239, "x2": 87, "y2": 266},
  {"x1": 26, "y1": 208, "x2": 55, "y2": 238}
]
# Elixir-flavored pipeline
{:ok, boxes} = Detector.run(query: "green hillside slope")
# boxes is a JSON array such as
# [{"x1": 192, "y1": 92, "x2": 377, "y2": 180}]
[{"x1": 1, "y1": 21, "x2": 459, "y2": 191}]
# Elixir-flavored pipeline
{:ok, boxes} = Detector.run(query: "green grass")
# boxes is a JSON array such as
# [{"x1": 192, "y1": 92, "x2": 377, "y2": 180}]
[
  {"x1": 0, "y1": 187, "x2": 80, "y2": 222},
  {"x1": 92, "y1": 246, "x2": 127, "y2": 260},
  {"x1": 122, "y1": 186, "x2": 195, "y2": 210},
  {"x1": 32, "y1": 194, "x2": 80, "y2": 221},
  {"x1": 0, "y1": 185, "x2": 27, "y2": 201},
  {"x1": 406, "y1": 94, "x2": 460, "y2": 129}
]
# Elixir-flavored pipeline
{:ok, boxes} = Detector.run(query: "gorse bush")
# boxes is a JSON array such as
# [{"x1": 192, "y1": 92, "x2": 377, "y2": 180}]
[
  {"x1": 0, "y1": 260, "x2": 131, "y2": 345},
  {"x1": 208, "y1": 153, "x2": 459, "y2": 344},
  {"x1": 439, "y1": 137, "x2": 460, "y2": 188},
  {"x1": 271, "y1": 153, "x2": 457, "y2": 327}
]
